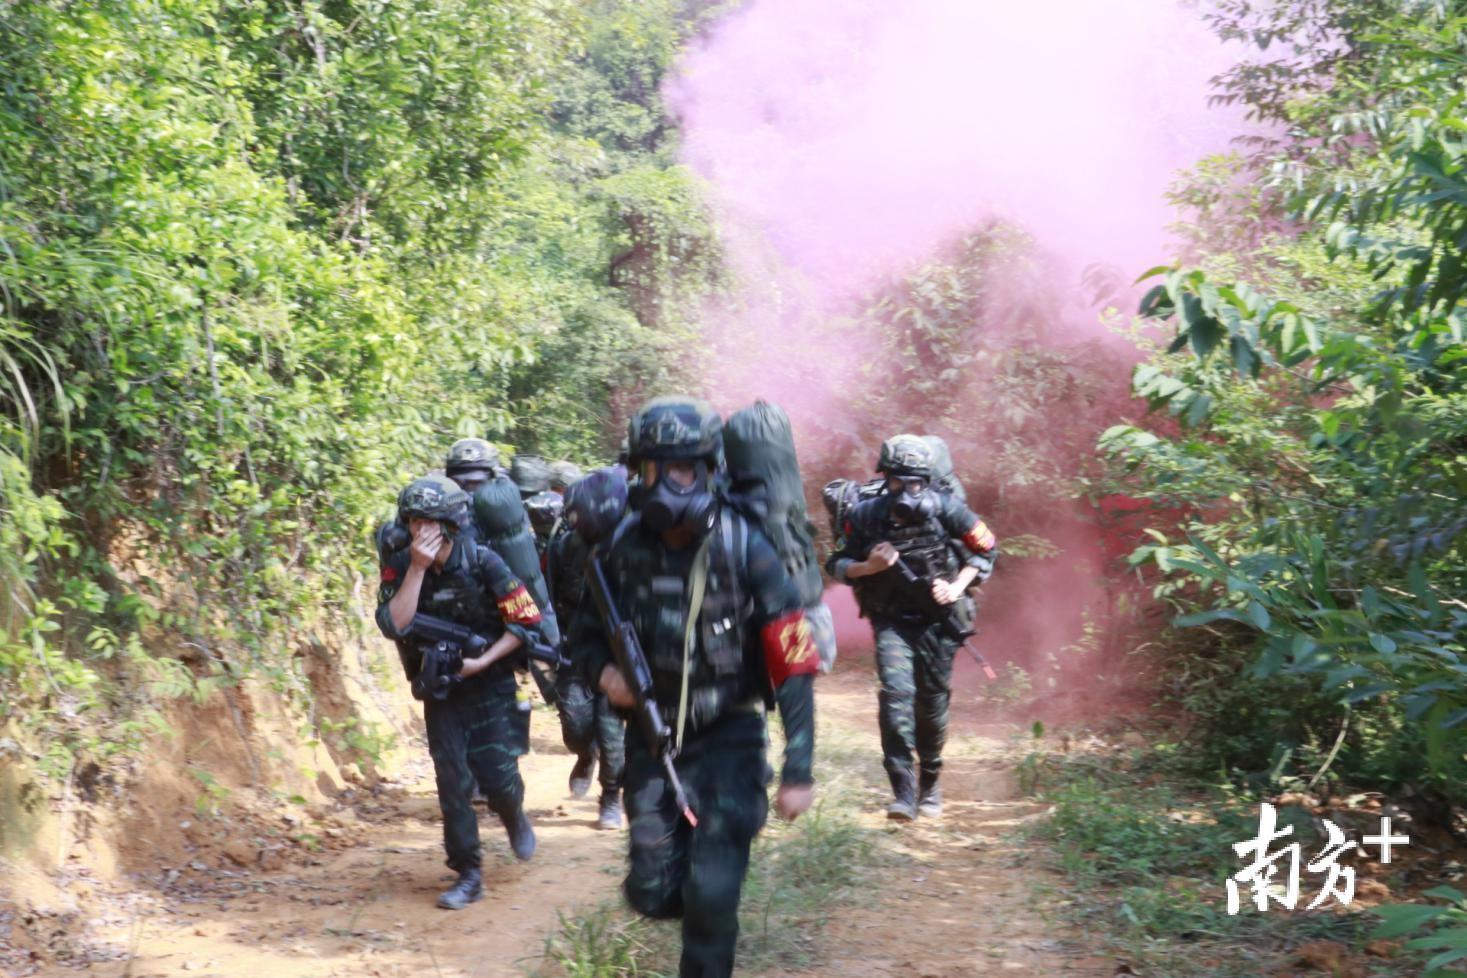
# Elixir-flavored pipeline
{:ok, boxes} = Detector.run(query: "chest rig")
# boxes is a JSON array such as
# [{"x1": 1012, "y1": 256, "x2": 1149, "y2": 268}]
[
  {"x1": 612, "y1": 510, "x2": 757, "y2": 731},
  {"x1": 884, "y1": 510, "x2": 957, "y2": 580},
  {"x1": 857, "y1": 496, "x2": 959, "y2": 619},
  {"x1": 418, "y1": 545, "x2": 501, "y2": 637}
]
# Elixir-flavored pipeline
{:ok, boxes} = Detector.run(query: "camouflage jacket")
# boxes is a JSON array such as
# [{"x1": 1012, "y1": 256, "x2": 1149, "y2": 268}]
[
  {"x1": 568, "y1": 505, "x2": 816, "y2": 784},
  {"x1": 376, "y1": 539, "x2": 545, "y2": 685},
  {"x1": 826, "y1": 491, "x2": 998, "y2": 623}
]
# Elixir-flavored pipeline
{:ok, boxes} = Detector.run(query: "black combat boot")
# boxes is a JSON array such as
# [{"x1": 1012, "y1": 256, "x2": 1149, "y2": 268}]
[
  {"x1": 886, "y1": 768, "x2": 917, "y2": 821},
  {"x1": 436, "y1": 868, "x2": 483, "y2": 910},
  {"x1": 568, "y1": 754, "x2": 596, "y2": 799},
  {"x1": 918, "y1": 770, "x2": 942, "y2": 818},
  {"x1": 597, "y1": 790, "x2": 623, "y2": 830},
  {"x1": 501, "y1": 806, "x2": 537, "y2": 861}
]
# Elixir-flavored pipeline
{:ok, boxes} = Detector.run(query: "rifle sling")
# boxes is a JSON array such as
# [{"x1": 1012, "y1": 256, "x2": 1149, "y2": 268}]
[{"x1": 675, "y1": 532, "x2": 713, "y2": 753}]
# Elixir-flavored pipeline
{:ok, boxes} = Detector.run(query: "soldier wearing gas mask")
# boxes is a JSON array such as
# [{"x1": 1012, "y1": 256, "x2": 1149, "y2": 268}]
[
  {"x1": 532, "y1": 460, "x2": 626, "y2": 824},
  {"x1": 568, "y1": 396, "x2": 818, "y2": 978},
  {"x1": 546, "y1": 468, "x2": 629, "y2": 829},
  {"x1": 375, "y1": 475, "x2": 547, "y2": 910},
  {"x1": 826, "y1": 435, "x2": 998, "y2": 821}
]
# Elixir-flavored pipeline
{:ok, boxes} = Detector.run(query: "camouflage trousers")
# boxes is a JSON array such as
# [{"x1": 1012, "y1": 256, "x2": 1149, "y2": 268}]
[
  {"x1": 554, "y1": 668, "x2": 626, "y2": 794},
  {"x1": 623, "y1": 711, "x2": 770, "y2": 978},
  {"x1": 423, "y1": 669, "x2": 529, "y2": 871},
  {"x1": 872, "y1": 618, "x2": 957, "y2": 784}
]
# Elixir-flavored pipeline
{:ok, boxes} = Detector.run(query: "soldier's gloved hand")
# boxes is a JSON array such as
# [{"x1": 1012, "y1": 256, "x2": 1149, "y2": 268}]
[
  {"x1": 775, "y1": 783, "x2": 814, "y2": 821},
  {"x1": 867, "y1": 541, "x2": 898, "y2": 572},
  {"x1": 598, "y1": 664, "x2": 636, "y2": 710},
  {"x1": 930, "y1": 579, "x2": 963, "y2": 605},
  {"x1": 409, "y1": 523, "x2": 443, "y2": 569}
]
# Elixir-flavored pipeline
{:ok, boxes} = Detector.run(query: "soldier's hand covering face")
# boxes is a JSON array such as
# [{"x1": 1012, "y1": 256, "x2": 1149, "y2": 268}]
[{"x1": 408, "y1": 518, "x2": 446, "y2": 569}]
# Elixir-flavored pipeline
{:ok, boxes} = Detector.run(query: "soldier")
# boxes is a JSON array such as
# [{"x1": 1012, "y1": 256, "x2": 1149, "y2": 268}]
[
  {"x1": 445, "y1": 437, "x2": 501, "y2": 497},
  {"x1": 524, "y1": 489, "x2": 564, "y2": 559},
  {"x1": 546, "y1": 468, "x2": 629, "y2": 829},
  {"x1": 509, "y1": 453, "x2": 553, "y2": 499},
  {"x1": 522, "y1": 482, "x2": 608, "y2": 806},
  {"x1": 570, "y1": 396, "x2": 818, "y2": 978},
  {"x1": 376, "y1": 475, "x2": 546, "y2": 909},
  {"x1": 549, "y1": 460, "x2": 584, "y2": 494},
  {"x1": 826, "y1": 435, "x2": 997, "y2": 821}
]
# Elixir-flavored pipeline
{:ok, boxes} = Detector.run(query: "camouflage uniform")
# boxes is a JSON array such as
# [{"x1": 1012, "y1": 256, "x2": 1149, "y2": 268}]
[
  {"x1": 376, "y1": 519, "x2": 546, "y2": 874},
  {"x1": 570, "y1": 397, "x2": 817, "y2": 978},
  {"x1": 827, "y1": 454, "x2": 997, "y2": 812}
]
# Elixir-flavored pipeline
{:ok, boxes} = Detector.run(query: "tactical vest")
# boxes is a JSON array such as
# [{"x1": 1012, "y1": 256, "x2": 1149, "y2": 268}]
[
  {"x1": 886, "y1": 512, "x2": 957, "y2": 580},
  {"x1": 415, "y1": 545, "x2": 511, "y2": 681},
  {"x1": 858, "y1": 496, "x2": 959, "y2": 620},
  {"x1": 609, "y1": 509, "x2": 759, "y2": 732}
]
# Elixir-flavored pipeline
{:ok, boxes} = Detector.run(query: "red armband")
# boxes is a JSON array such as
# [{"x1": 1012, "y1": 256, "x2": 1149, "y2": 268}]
[
  {"x1": 761, "y1": 609, "x2": 819, "y2": 688},
  {"x1": 963, "y1": 519, "x2": 997, "y2": 553},
  {"x1": 381, "y1": 566, "x2": 398, "y2": 583},
  {"x1": 497, "y1": 583, "x2": 543, "y2": 626}
]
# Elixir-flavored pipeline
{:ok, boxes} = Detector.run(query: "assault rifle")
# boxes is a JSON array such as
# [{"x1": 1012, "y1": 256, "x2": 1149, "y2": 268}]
[
  {"x1": 408, "y1": 613, "x2": 569, "y2": 702},
  {"x1": 586, "y1": 557, "x2": 698, "y2": 827},
  {"x1": 889, "y1": 558, "x2": 999, "y2": 680}
]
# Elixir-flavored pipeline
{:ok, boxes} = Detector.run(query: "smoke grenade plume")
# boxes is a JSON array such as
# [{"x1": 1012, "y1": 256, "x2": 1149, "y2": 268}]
[{"x1": 665, "y1": 1, "x2": 1246, "y2": 701}]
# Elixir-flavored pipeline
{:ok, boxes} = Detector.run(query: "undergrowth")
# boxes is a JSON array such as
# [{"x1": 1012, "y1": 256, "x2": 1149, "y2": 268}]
[{"x1": 1023, "y1": 744, "x2": 1418, "y2": 977}]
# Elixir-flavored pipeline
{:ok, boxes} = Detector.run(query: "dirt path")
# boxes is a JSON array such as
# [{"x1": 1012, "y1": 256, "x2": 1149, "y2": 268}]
[
  {"x1": 18, "y1": 668, "x2": 1109, "y2": 978},
  {"x1": 806, "y1": 675, "x2": 1112, "y2": 978}
]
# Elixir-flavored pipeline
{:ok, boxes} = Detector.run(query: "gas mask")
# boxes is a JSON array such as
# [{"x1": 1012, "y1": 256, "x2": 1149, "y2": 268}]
[
  {"x1": 888, "y1": 476, "x2": 937, "y2": 524},
  {"x1": 640, "y1": 459, "x2": 716, "y2": 535}
]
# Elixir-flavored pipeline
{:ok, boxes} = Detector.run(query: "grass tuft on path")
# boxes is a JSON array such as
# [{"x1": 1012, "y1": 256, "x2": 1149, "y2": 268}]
[{"x1": 534, "y1": 708, "x2": 885, "y2": 977}]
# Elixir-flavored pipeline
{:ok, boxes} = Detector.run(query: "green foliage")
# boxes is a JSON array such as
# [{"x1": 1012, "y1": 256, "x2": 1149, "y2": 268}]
[
  {"x1": 1028, "y1": 748, "x2": 1403, "y2": 977},
  {"x1": 1038, "y1": 775, "x2": 1250, "y2": 889},
  {"x1": 0, "y1": 0, "x2": 710, "y2": 777},
  {"x1": 534, "y1": 804, "x2": 875, "y2": 978},
  {"x1": 1108, "y1": 0, "x2": 1467, "y2": 805},
  {"x1": 1373, "y1": 887, "x2": 1467, "y2": 978},
  {"x1": 736, "y1": 808, "x2": 873, "y2": 971}
]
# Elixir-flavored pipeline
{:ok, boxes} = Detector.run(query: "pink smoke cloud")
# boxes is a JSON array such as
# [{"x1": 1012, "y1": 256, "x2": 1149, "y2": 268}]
[
  {"x1": 668, "y1": 0, "x2": 1246, "y2": 308},
  {"x1": 664, "y1": 1, "x2": 1252, "y2": 701}
]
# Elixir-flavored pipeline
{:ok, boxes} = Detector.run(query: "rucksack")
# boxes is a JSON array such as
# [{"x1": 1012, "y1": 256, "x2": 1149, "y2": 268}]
[
  {"x1": 723, "y1": 401, "x2": 824, "y2": 609},
  {"x1": 471, "y1": 475, "x2": 560, "y2": 646},
  {"x1": 920, "y1": 434, "x2": 967, "y2": 504}
]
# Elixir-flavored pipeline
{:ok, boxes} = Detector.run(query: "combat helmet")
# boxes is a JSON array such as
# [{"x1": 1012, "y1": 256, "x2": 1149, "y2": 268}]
[
  {"x1": 445, "y1": 438, "x2": 500, "y2": 474},
  {"x1": 565, "y1": 467, "x2": 629, "y2": 544},
  {"x1": 509, "y1": 454, "x2": 552, "y2": 498},
  {"x1": 627, "y1": 396, "x2": 723, "y2": 535},
  {"x1": 548, "y1": 460, "x2": 584, "y2": 493},
  {"x1": 875, "y1": 434, "x2": 934, "y2": 479},
  {"x1": 397, "y1": 474, "x2": 471, "y2": 536},
  {"x1": 627, "y1": 396, "x2": 723, "y2": 465},
  {"x1": 524, "y1": 490, "x2": 564, "y2": 536}
]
